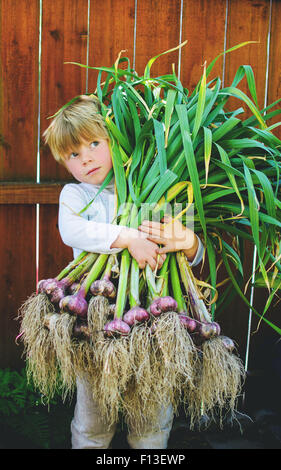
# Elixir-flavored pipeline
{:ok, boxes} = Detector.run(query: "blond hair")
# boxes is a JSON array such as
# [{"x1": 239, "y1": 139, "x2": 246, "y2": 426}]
[{"x1": 43, "y1": 95, "x2": 109, "y2": 164}]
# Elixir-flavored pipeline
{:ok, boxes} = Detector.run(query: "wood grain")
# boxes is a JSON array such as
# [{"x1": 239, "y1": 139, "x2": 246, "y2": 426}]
[
  {"x1": 0, "y1": 205, "x2": 36, "y2": 368},
  {"x1": 0, "y1": 182, "x2": 65, "y2": 204},
  {"x1": 0, "y1": 0, "x2": 39, "y2": 180},
  {"x1": 40, "y1": 0, "x2": 89, "y2": 181},
  {"x1": 38, "y1": 204, "x2": 73, "y2": 282},
  {"x1": 0, "y1": 0, "x2": 39, "y2": 368},
  {"x1": 134, "y1": 0, "x2": 181, "y2": 78},
  {"x1": 181, "y1": 0, "x2": 226, "y2": 90},
  {"x1": 224, "y1": 0, "x2": 270, "y2": 117},
  {"x1": 87, "y1": 0, "x2": 136, "y2": 91},
  {"x1": 267, "y1": 0, "x2": 281, "y2": 139}
]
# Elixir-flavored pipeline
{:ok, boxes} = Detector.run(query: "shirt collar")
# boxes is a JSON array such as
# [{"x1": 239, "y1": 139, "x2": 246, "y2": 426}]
[{"x1": 80, "y1": 176, "x2": 115, "y2": 192}]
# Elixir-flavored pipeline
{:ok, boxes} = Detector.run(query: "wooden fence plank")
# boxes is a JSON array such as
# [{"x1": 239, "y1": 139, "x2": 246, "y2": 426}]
[
  {"x1": 224, "y1": 0, "x2": 270, "y2": 116},
  {"x1": 38, "y1": 202, "x2": 74, "y2": 279},
  {"x1": 181, "y1": 0, "x2": 226, "y2": 90},
  {"x1": 87, "y1": 0, "x2": 136, "y2": 91},
  {"x1": 40, "y1": 0, "x2": 89, "y2": 181},
  {"x1": 267, "y1": 0, "x2": 281, "y2": 139},
  {"x1": 0, "y1": 0, "x2": 39, "y2": 368},
  {"x1": 0, "y1": 0, "x2": 39, "y2": 181},
  {"x1": 0, "y1": 205, "x2": 36, "y2": 368},
  {"x1": 134, "y1": 0, "x2": 181, "y2": 78},
  {"x1": 38, "y1": 205, "x2": 73, "y2": 281},
  {"x1": 220, "y1": 1, "x2": 278, "y2": 349},
  {"x1": 0, "y1": 182, "x2": 64, "y2": 204}
]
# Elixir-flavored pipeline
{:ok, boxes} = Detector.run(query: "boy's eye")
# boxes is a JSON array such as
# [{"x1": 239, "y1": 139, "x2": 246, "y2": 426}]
[
  {"x1": 70, "y1": 152, "x2": 79, "y2": 159},
  {"x1": 90, "y1": 141, "x2": 99, "y2": 148}
]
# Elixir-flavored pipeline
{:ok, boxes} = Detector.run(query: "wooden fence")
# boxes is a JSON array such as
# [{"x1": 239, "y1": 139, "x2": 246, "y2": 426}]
[{"x1": 0, "y1": 0, "x2": 280, "y2": 369}]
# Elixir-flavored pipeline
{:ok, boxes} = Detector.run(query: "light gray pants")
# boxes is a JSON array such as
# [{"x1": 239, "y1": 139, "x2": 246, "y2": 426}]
[{"x1": 71, "y1": 377, "x2": 174, "y2": 449}]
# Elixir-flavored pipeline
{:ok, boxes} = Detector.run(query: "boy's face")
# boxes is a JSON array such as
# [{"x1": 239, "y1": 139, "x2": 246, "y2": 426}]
[{"x1": 63, "y1": 139, "x2": 113, "y2": 185}]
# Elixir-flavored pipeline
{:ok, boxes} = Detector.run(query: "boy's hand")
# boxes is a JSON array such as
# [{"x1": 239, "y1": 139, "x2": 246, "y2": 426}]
[
  {"x1": 138, "y1": 215, "x2": 198, "y2": 261},
  {"x1": 111, "y1": 227, "x2": 166, "y2": 270},
  {"x1": 127, "y1": 237, "x2": 166, "y2": 270}
]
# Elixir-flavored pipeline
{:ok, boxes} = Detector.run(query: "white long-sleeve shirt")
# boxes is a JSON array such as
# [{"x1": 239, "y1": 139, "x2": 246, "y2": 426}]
[{"x1": 58, "y1": 180, "x2": 204, "y2": 265}]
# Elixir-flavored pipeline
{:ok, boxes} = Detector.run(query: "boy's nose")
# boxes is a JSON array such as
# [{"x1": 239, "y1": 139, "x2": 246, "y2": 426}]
[{"x1": 80, "y1": 148, "x2": 93, "y2": 164}]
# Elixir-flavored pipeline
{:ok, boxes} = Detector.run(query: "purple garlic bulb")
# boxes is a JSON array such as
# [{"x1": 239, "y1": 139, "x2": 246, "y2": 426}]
[
  {"x1": 37, "y1": 279, "x2": 49, "y2": 293},
  {"x1": 123, "y1": 306, "x2": 150, "y2": 326},
  {"x1": 104, "y1": 319, "x2": 131, "y2": 337},
  {"x1": 220, "y1": 335, "x2": 235, "y2": 353},
  {"x1": 178, "y1": 314, "x2": 197, "y2": 333},
  {"x1": 67, "y1": 282, "x2": 80, "y2": 295},
  {"x1": 108, "y1": 304, "x2": 116, "y2": 317},
  {"x1": 198, "y1": 321, "x2": 221, "y2": 340},
  {"x1": 37, "y1": 278, "x2": 56, "y2": 293},
  {"x1": 39, "y1": 278, "x2": 68, "y2": 305},
  {"x1": 90, "y1": 279, "x2": 116, "y2": 299},
  {"x1": 59, "y1": 291, "x2": 88, "y2": 318},
  {"x1": 49, "y1": 287, "x2": 66, "y2": 304},
  {"x1": 150, "y1": 296, "x2": 178, "y2": 317}
]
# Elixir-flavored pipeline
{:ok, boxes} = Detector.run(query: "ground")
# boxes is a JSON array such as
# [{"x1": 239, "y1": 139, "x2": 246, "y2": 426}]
[{"x1": 1, "y1": 406, "x2": 280, "y2": 450}]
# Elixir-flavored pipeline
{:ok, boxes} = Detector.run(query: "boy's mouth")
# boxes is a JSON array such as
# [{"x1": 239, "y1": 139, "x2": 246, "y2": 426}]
[{"x1": 87, "y1": 167, "x2": 100, "y2": 175}]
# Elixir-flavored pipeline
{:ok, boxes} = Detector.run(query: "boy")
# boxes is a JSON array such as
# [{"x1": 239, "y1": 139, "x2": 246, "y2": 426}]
[{"x1": 44, "y1": 95, "x2": 203, "y2": 449}]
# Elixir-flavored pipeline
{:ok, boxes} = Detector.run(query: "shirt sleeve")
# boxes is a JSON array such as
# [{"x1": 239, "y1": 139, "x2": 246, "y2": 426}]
[
  {"x1": 188, "y1": 235, "x2": 204, "y2": 267},
  {"x1": 58, "y1": 184, "x2": 123, "y2": 255},
  {"x1": 58, "y1": 184, "x2": 205, "y2": 264}
]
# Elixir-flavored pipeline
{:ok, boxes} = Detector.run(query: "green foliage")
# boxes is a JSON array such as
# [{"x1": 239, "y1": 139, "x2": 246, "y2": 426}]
[
  {"x1": 0, "y1": 368, "x2": 43, "y2": 415},
  {"x1": 0, "y1": 368, "x2": 74, "y2": 449},
  {"x1": 60, "y1": 41, "x2": 281, "y2": 329}
]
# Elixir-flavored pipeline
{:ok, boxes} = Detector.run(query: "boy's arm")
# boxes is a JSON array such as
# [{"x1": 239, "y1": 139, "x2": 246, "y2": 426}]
[
  {"x1": 59, "y1": 184, "x2": 124, "y2": 254},
  {"x1": 59, "y1": 184, "x2": 166, "y2": 269}
]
